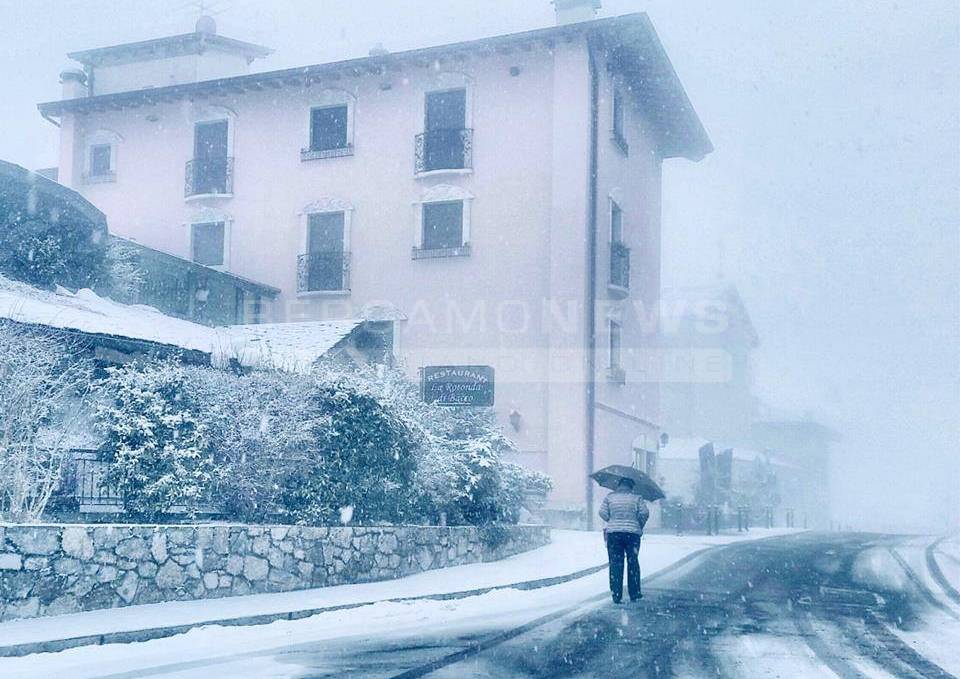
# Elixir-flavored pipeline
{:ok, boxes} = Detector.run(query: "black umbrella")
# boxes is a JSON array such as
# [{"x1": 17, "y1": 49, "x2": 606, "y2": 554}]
[{"x1": 591, "y1": 464, "x2": 665, "y2": 501}]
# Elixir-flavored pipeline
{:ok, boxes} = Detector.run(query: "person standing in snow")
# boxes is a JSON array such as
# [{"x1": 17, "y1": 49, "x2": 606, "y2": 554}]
[{"x1": 599, "y1": 478, "x2": 649, "y2": 604}]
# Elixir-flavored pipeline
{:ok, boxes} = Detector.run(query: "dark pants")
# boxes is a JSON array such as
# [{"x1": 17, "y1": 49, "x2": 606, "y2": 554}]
[{"x1": 606, "y1": 531, "x2": 642, "y2": 601}]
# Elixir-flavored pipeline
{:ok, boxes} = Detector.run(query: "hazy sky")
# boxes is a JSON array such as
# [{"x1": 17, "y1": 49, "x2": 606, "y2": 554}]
[{"x1": 1, "y1": 0, "x2": 957, "y2": 531}]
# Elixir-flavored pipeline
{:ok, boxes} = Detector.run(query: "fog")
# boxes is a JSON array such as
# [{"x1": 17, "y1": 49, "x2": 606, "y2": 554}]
[{"x1": 1, "y1": 0, "x2": 956, "y2": 533}]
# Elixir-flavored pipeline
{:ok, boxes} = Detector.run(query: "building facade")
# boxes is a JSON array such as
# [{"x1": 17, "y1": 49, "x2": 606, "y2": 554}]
[{"x1": 38, "y1": 5, "x2": 712, "y2": 524}]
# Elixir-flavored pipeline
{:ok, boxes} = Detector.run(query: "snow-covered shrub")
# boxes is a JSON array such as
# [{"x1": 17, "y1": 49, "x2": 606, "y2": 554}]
[
  {"x1": 353, "y1": 375, "x2": 553, "y2": 525},
  {"x1": 0, "y1": 321, "x2": 93, "y2": 521},
  {"x1": 97, "y1": 360, "x2": 213, "y2": 520},
  {"x1": 276, "y1": 374, "x2": 418, "y2": 525},
  {"x1": 186, "y1": 367, "x2": 315, "y2": 522}
]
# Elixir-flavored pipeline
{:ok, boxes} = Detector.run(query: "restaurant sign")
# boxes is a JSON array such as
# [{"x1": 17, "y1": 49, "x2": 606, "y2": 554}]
[{"x1": 421, "y1": 365, "x2": 495, "y2": 407}]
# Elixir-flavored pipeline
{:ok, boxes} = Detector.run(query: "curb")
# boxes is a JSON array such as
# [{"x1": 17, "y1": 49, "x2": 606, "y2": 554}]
[
  {"x1": 0, "y1": 539, "x2": 728, "y2": 659},
  {"x1": 0, "y1": 563, "x2": 605, "y2": 658}
]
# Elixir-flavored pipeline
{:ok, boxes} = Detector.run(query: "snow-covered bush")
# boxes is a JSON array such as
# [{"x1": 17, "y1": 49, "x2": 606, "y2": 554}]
[
  {"x1": 0, "y1": 321, "x2": 93, "y2": 521},
  {"x1": 95, "y1": 358, "x2": 551, "y2": 526},
  {"x1": 97, "y1": 360, "x2": 213, "y2": 521},
  {"x1": 348, "y1": 367, "x2": 552, "y2": 525},
  {"x1": 186, "y1": 368, "x2": 314, "y2": 522},
  {"x1": 277, "y1": 374, "x2": 418, "y2": 525}
]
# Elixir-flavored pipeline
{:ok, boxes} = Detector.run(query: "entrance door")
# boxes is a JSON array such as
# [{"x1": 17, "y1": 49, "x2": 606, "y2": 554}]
[
  {"x1": 193, "y1": 120, "x2": 228, "y2": 194},
  {"x1": 424, "y1": 89, "x2": 466, "y2": 170},
  {"x1": 307, "y1": 212, "x2": 345, "y2": 291}
]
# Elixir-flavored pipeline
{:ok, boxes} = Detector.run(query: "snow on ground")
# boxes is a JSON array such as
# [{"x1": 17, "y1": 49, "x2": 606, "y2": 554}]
[
  {"x1": 0, "y1": 529, "x2": 789, "y2": 649},
  {"x1": 881, "y1": 537, "x2": 960, "y2": 675},
  {"x1": 0, "y1": 530, "x2": 791, "y2": 679},
  {"x1": 715, "y1": 632, "x2": 831, "y2": 679}
]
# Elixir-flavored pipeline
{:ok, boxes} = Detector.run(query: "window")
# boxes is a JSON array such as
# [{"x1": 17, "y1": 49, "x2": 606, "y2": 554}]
[
  {"x1": 422, "y1": 201, "x2": 463, "y2": 250},
  {"x1": 611, "y1": 201, "x2": 623, "y2": 243},
  {"x1": 191, "y1": 221, "x2": 225, "y2": 267},
  {"x1": 608, "y1": 319, "x2": 625, "y2": 383},
  {"x1": 89, "y1": 144, "x2": 112, "y2": 177},
  {"x1": 301, "y1": 211, "x2": 348, "y2": 292},
  {"x1": 418, "y1": 89, "x2": 470, "y2": 172},
  {"x1": 310, "y1": 105, "x2": 349, "y2": 152},
  {"x1": 188, "y1": 120, "x2": 231, "y2": 196},
  {"x1": 610, "y1": 320, "x2": 622, "y2": 369},
  {"x1": 612, "y1": 87, "x2": 629, "y2": 155},
  {"x1": 609, "y1": 199, "x2": 630, "y2": 291}
]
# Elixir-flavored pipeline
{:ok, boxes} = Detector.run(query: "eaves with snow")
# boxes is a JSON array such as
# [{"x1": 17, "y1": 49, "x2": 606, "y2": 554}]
[{"x1": 0, "y1": 274, "x2": 361, "y2": 373}]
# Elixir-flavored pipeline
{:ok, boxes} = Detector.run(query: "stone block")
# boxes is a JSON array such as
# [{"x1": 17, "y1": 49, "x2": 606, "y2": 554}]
[
  {"x1": 155, "y1": 561, "x2": 185, "y2": 589},
  {"x1": 243, "y1": 556, "x2": 269, "y2": 582},
  {"x1": 45, "y1": 594, "x2": 78, "y2": 616},
  {"x1": 55, "y1": 558, "x2": 80, "y2": 576},
  {"x1": 8, "y1": 528, "x2": 59, "y2": 555},
  {"x1": 151, "y1": 534, "x2": 168, "y2": 564},
  {"x1": 97, "y1": 566, "x2": 119, "y2": 583},
  {"x1": 251, "y1": 536, "x2": 270, "y2": 556},
  {"x1": 117, "y1": 571, "x2": 139, "y2": 603},
  {"x1": 225, "y1": 554, "x2": 244, "y2": 576},
  {"x1": 138, "y1": 562, "x2": 157, "y2": 578},
  {"x1": 5, "y1": 597, "x2": 39, "y2": 620},
  {"x1": 62, "y1": 527, "x2": 95, "y2": 560},
  {"x1": 0, "y1": 553, "x2": 23, "y2": 571},
  {"x1": 203, "y1": 572, "x2": 220, "y2": 590},
  {"x1": 115, "y1": 537, "x2": 149, "y2": 561}
]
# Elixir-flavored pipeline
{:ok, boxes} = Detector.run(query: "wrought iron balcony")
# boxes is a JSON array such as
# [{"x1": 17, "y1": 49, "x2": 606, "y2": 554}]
[
  {"x1": 297, "y1": 251, "x2": 351, "y2": 293},
  {"x1": 415, "y1": 128, "x2": 473, "y2": 174},
  {"x1": 185, "y1": 157, "x2": 234, "y2": 198},
  {"x1": 610, "y1": 241, "x2": 631, "y2": 293}
]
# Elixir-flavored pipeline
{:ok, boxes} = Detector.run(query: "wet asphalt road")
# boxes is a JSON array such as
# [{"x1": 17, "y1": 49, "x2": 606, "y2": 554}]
[{"x1": 252, "y1": 532, "x2": 957, "y2": 679}]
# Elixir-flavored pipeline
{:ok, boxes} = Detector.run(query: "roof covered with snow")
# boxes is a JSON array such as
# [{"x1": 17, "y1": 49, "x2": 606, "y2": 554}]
[
  {"x1": 40, "y1": 14, "x2": 711, "y2": 161},
  {"x1": 0, "y1": 275, "x2": 360, "y2": 372}
]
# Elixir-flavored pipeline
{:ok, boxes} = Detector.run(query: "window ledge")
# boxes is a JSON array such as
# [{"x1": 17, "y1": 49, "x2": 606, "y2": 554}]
[
  {"x1": 611, "y1": 131, "x2": 629, "y2": 157},
  {"x1": 296, "y1": 289, "x2": 351, "y2": 298},
  {"x1": 300, "y1": 145, "x2": 354, "y2": 161},
  {"x1": 412, "y1": 244, "x2": 471, "y2": 260},
  {"x1": 607, "y1": 367, "x2": 627, "y2": 384},
  {"x1": 185, "y1": 192, "x2": 234, "y2": 203},
  {"x1": 83, "y1": 173, "x2": 116, "y2": 184},
  {"x1": 414, "y1": 168, "x2": 473, "y2": 180},
  {"x1": 607, "y1": 283, "x2": 630, "y2": 299}
]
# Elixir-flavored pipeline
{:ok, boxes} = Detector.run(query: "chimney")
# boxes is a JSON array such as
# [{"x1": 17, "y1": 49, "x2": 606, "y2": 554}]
[
  {"x1": 60, "y1": 68, "x2": 88, "y2": 99},
  {"x1": 553, "y1": 0, "x2": 601, "y2": 25}
]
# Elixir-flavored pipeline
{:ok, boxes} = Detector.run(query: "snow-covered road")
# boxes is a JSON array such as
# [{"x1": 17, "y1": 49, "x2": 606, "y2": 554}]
[{"x1": 2, "y1": 531, "x2": 957, "y2": 678}]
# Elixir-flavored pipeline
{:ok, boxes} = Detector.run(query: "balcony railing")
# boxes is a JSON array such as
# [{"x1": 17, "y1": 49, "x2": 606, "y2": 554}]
[
  {"x1": 610, "y1": 241, "x2": 630, "y2": 292},
  {"x1": 185, "y1": 157, "x2": 234, "y2": 197},
  {"x1": 297, "y1": 251, "x2": 350, "y2": 293},
  {"x1": 415, "y1": 128, "x2": 473, "y2": 174}
]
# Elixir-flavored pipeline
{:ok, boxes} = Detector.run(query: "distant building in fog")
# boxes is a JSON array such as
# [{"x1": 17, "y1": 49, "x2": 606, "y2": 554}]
[
  {"x1": 657, "y1": 284, "x2": 834, "y2": 527},
  {"x1": 37, "y1": 2, "x2": 713, "y2": 525},
  {"x1": 659, "y1": 284, "x2": 759, "y2": 443}
]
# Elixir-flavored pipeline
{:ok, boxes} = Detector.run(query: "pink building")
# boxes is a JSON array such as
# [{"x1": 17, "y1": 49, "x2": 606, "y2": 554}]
[{"x1": 39, "y1": 2, "x2": 711, "y2": 526}]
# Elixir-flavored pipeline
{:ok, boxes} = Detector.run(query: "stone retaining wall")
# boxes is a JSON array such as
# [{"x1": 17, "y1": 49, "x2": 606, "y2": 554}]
[{"x1": 0, "y1": 523, "x2": 549, "y2": 621}]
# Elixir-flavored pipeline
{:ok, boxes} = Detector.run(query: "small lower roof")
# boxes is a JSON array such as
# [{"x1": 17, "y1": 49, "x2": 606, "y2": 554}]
[{"x1": 0, "y1": 275, "x2": 360, "y2": 372}]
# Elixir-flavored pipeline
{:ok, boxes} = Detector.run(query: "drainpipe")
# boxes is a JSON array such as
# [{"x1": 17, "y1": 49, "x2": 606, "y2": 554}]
[{"x1": 584, "y1": 37, "x2": 601, "y2": 530}]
